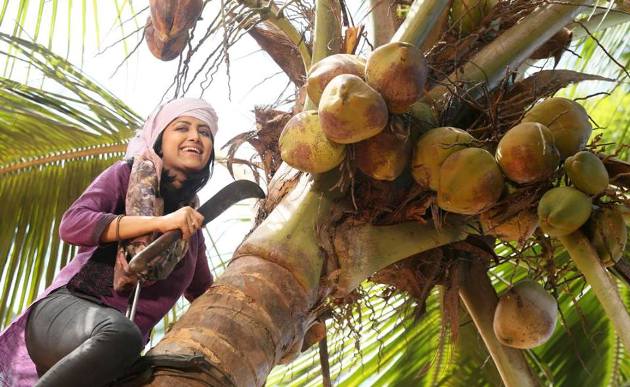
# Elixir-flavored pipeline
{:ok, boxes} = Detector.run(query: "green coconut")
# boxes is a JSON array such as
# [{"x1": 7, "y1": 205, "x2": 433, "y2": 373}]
[
  {"x1": 493, "y1": 280, "x2": 558, "y2": 349},
  {"x1": 318, "y1": 74, "x2": 389, "y2": 144},
  {"x1": 306, "y1": 54, "x2": 366, "y2": 105},
  {"x1": 480, "y1": 208, "x2": 538, "y2": 244},
  {"x1": 522, "y1": 97, "x2": 592, "y2": 159},
  {"x1": 437, "y1": 147, "x2": 505, "y2": 215},
  {"x1": 537, "y1": 186, "x2": 592, "y2": 237},
  {"x1": 365, "y1": 41, "x2": 428, "y2": 113},
  {"x1": 450, "y1": 0, "x2": 497, "y2": 34},
  {"x1": 496, "y1": 122, "x2": 560, "y2": 184},
  {"x1": 355, "y1": 128, "x2": 411, "y2": 181},
  {"x1": 565, "y1": 151, "x2": 609, "y2": 195},
  {"x1": 279, "y1": 110, "x2": 346, "y2": 173},
  {"x1": 411, "y1": 127, "x2": 475, "y2": 190},
  {"x1": 585, "y1": 206, "x2": 627, "y2": 267}
]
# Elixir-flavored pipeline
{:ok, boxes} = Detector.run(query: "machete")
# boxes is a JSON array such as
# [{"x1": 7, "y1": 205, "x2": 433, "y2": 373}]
[
  {"x1": 128, "y1": 179, "x2": 265, "y2": 277},
  {"x1": 125, "y1": 180, "x2": 264, "y2": 321}
]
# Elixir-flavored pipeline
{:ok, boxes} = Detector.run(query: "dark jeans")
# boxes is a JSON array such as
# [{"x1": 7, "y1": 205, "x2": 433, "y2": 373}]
[{"x1": 25, "y1": 287, "x2": 144, "y2": 387}]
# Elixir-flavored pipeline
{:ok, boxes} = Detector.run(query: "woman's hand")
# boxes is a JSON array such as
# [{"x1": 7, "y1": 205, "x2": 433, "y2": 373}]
[{"x1": 157, "y1": 206, "x2": 205, "y2": 240}]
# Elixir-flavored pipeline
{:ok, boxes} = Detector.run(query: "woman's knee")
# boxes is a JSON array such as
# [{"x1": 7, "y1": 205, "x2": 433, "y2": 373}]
[{"x1": 97, "y1": 312, "x2": 144, "y2": 357}]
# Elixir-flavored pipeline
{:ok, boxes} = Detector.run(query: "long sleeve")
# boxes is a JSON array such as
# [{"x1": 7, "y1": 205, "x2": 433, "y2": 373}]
[
  {"x1": 184, "y1": 232, "x2": 213, "y2": 302},
  {"x1": 59, "y1": 161, "x2": 130, "y2": 247}
]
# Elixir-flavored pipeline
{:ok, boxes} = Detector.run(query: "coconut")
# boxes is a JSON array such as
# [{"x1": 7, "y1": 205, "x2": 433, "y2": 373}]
[
  {"x1": 537, "y1": 186, "x2": 592, "y2": 237},
  {"x1": 530, "y1": 28, "x2": 572, "y2": 61},
  {"x1": 355, "y1": 127, "x2": 411, "y2": 181},
  {"x1": 496, "y1": 122, "x2": 560, "y2": 184},
  {"x1": 450, "y1": 0, "x2": 497, "y2": 34},
  {"x1": 480, "y1": 208, "x2": 538, "y2": 244},
  {"x1": 365, "y1": 41, "x2": 427, "y2": 113},
  {"x1": 585, "y1": 206, "x2": 627, "y2": 267},
  {"x1": 145, "y1": 18, "x2": 189, "y2": 61},
  {"x1": 564, "y1": 151, "x2": 609, "y2": 195},
  {"x1": 437, "y1": 147, "x2": 505, "y2": 215},
  {"x1": 279, "y1": 110, "x2": 346, "y2": 173},
  {"x1": 522, "y1": 97, "x2": 592, "y2": 159},
  {"x1": 306, "y1": 54, "x2": 366, "y2": 105},
  {"x1": 318, "y1": 74, "x2": 389, "y2": 144},
  {"x1": 149, "y1": 0, "x2": 203, "y2": 41},
  {"x1": 411, "y1": 127, "x2": 475, "y2": 190},
  {"x1": 493, "y1": 280, "x2": 558, "y2": 349}
]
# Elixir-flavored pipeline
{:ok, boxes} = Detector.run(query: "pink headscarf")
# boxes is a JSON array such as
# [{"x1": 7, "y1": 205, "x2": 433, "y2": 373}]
[{"x1": 125, "y1": 98, "x2": 219, "y2": 179}]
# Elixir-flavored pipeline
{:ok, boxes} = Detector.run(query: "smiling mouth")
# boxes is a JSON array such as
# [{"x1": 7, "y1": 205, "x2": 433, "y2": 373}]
[{"x1": 181, "y1": 146, "x2": 203, "y2": 155}]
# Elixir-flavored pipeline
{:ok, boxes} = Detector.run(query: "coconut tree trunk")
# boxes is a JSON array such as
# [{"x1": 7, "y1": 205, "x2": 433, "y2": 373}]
[{"x1": 143, "y1": 173, "x2": 466, "y2": 385}]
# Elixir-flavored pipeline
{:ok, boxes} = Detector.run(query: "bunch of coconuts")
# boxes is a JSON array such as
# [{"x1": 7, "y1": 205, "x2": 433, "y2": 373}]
[
  {"x1": 278, "y1": 46, "x2": 628, "y2": 350},
  {"x1": 145, "y1": 0, "x2": 203, "y2": 61},
  {"x1": 279, "y1": 41, "x2": 425, "y2": 178}
]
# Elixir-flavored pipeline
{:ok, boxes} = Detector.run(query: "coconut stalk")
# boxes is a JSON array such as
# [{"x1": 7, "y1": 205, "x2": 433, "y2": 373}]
[
  {"x1": 458, "y1": 259, "x2": 540, "y2": 387},
  {"x1": 370, "y1": 0, "x2": 396, "y2": 48},
  {"x1": 237, "y1": 0, "x2": 312, "y2": 69},
  {"x1": 558, "y1": 231, "x2": 630, "y2": 351},
  {"x1": 333, "y1": 220, "x2": 470, "y2": 297},
  {"x1": 304, "y1": 0, "x2": 342, "y2": 110},
  {"x1": 427, "y1": 0, "x2": 595, "y2": 108},
  {"x1": 391, "y1": 0, "x2": 451, "y2": 47},
  {"x1": 311, "y1": 0, "x2": 342, "y2": 65},
  {"x1": 369, "y1": 0, "x2": 397, "y2": 47}
]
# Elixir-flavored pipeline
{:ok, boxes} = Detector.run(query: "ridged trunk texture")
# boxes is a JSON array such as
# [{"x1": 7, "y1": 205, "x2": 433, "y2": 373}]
[{"x1": 144, "y1": 255, "x2": 311, "y2": 386}]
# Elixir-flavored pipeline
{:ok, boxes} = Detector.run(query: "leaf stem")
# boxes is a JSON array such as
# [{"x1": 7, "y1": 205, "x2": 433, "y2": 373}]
[{"x1": 558, "y1": 231, "x2": 630, "y2": 351}]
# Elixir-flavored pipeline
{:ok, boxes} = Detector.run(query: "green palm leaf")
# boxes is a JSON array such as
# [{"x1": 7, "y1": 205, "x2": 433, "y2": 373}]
[{"x1": 0, "y1": 32, "x2": 140, "y2": 327}]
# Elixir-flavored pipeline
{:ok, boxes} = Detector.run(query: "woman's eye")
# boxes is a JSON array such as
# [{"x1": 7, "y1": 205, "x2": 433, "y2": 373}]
[
  {"x1": 176, "y1": 126, "x2": 188, "y2": 132},
  {"x1": 200, "y1": 129, "x2": 211, "y2": 137}
]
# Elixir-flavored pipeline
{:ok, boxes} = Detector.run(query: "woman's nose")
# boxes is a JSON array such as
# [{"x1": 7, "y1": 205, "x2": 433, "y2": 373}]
[{"x1": 187, "y1": 128, "x2": 202, "y2": 141}]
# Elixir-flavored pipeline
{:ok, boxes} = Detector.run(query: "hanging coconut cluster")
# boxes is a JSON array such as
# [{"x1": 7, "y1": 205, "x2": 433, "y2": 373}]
[
  {"x1": 276, "y1": 36, "x2": 627, "y2": 350},
  {"x1": 279, "y1": 42, "x2": 425, "y2": 178},
  {"x1": 145, "y1": 0, "x2": 203, "y2": 61}
]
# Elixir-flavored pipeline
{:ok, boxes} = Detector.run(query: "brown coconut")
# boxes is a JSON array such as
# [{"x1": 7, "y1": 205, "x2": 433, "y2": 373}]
[
  {"x1": 318, "y1": 74, "x2": 389, "y2": 144},
  {"x1": 437, "y1": 147, "x2": 505, "y2": 215},
  {"x1": 530, "y1": 28, "x2": 572, "y2": 62},
  {"x1": 411, "y1": 127, "x2": 475, "y2": 190},
  {"x1": 496, "y1": 122, "x2": 560, "y2": 184},
  {"x1": 145, "y1": 18, "x2": 189, "y2": 61},
  {"x1": 306, "y1": 54, "x2": 366, "y2": 105},
  {"x1": 279, "y1": 110, "x2": 346, "y2": 173},
  {"x1": 365, "y1": 41, "x2": 427, "y2": 113},
  {"x1": 522, "y1": 97, "x2": 592, "y2": 159},
  {"x1": 585, "y1": 206, "x2": 627, "y2": 267},
  {"x1": 355, "y1": 126, "x2": 411, "y2": 181},
  {"x1": 493, "y1": 280, "x2": 558, "y2": 349},
  {"x1": 480, "y1": 208, "x2": 538, "y2": 244},
  {"x1": 149, "y1": 0, "x2": 203, "y2": 42}
]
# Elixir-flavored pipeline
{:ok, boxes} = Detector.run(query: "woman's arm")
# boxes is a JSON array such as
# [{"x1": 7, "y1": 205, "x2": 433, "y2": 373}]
[{"x1": 98, "y1": 207, "x2": 204, "y2": 243}]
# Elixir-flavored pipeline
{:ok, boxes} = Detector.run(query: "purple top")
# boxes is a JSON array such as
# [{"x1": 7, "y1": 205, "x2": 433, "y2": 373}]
[{"x1": 0, "y1": 161, "x2": 213, "y2": 386}]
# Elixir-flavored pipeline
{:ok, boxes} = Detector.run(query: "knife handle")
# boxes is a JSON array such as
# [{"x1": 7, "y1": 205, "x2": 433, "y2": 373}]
[{"x1": 128, "y1": 229, "x2": 183, "y2": 274}]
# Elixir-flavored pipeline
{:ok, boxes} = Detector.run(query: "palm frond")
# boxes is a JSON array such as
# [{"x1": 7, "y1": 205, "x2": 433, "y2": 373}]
[{"x1": 0, "y1": 33, "x2": 140, "y2": 328}]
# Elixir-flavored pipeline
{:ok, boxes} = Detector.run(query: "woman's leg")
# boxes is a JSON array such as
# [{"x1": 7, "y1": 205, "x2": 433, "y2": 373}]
[{"x1": 25, "y1": 288, "x2": 144, "y2": 387}]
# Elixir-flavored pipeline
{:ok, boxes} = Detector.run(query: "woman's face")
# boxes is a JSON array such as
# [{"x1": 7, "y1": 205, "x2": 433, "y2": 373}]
[{"x1": 160, "y1": 115, "x2": 214, "y2": 182}]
